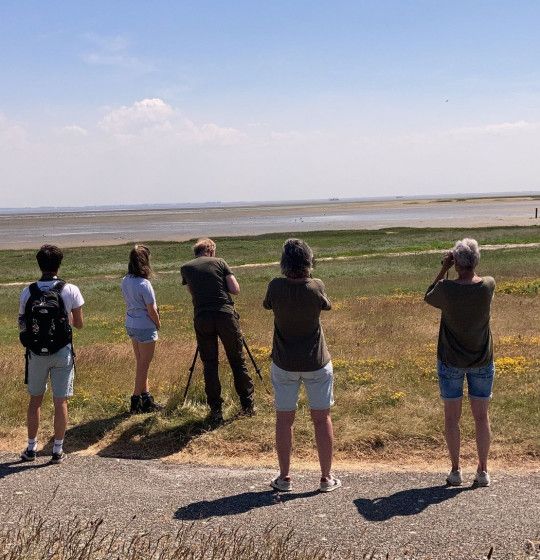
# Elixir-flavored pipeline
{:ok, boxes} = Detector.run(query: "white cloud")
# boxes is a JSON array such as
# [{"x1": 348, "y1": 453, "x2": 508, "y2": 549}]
[
  {"x1": 99, "y1": 98, "x2": 244, "y2": 145},
  {"x1": 0, "y1": 113, "x2": 27, "y2": 147},
  {"x1": 449, "y1": 120, "x2": 540, "y2": 136},
  {"x1": 185, "y1": 121, "x2": 245, "y2": 145},
  {"x1": 60, "y1": 125, "x2": 88, "y2": 136},
  {"x1": 99, "y1": 98, "x2": 174, "y2": 134},
  {"x1": 81, "y1": 34, "x2": 154, "y2": 72}
]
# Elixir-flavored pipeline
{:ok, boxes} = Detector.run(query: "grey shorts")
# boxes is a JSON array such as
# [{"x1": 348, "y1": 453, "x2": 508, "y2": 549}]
[
  {"x1": 271, "y1": 361, "x2": 334, "y2": 411},
  {"x1": 26, "y1": 345, "x2": 74, "y2": 398}
]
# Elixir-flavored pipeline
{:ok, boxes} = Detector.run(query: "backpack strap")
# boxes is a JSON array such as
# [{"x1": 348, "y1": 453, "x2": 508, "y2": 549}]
[
  {"x1": 24, "y1": 348, "x2": 30, "y2": 385},
  {"x1": 28, "y1": 282, "x2": 41, "y2": 300}
]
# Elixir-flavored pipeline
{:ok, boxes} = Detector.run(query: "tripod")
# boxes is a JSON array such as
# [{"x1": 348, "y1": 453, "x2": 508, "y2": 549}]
[{"x1": 182, "y1": 337, "x2": 263, "y2": 406}]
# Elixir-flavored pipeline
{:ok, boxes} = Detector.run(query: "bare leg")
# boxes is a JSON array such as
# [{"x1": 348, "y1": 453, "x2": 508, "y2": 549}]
[
  {"x1": 27, "y1": 395, "x2": 44, "y2": 440},
  {"x1": 275, "y1": 411, "x2": 295, "y2": 479},
  {"x1": 311, "y1": 408, "x2": 334, "y2": 479},
  {"x1": 470, "y1": 398, "x2": 491, "y2": 472},
  {"x1": 132, "y1": 340, "x2": 155, "y2": 395},
  {"x1": 444, "y1": 399, "x2": 462, "y2": 471},
  {"x1": 53, "y1": 397, "x2": 68, "y2": 441}
]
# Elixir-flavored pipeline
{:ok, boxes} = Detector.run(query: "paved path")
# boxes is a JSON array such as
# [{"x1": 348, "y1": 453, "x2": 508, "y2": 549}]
[{"x1": 0, "y1": 453, "x2": 538, "y2": 559}]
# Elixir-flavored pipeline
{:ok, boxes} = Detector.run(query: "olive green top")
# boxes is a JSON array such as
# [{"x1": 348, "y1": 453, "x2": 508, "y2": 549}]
[
  {"x1": 425, "y1": 276, "x2": 495, "y2": 368},
  {"x1": 181, "y1": 256, "x2": 235, "y2": 317},
  {"x1": 263, "y1": 277, "x2": 331, "y2": 371}
]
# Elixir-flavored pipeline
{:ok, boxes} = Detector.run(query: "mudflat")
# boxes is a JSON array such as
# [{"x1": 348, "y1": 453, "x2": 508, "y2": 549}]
[{"x1": 2, "y1": 196, "x2": 540, "y2": 249}]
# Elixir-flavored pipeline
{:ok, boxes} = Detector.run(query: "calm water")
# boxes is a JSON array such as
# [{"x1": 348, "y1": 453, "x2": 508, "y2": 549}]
[{"x1": 1, "y1": 197, "x2": 538, "y2": 248}]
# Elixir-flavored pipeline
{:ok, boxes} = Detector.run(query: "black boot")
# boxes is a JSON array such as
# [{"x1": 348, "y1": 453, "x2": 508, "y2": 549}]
[
  {"x1": 130, "y1": 395, "x2": 142, "y2": 414},
  {"x1": 208, "y1": 407, "x2": 224, "y2": 425},
  {"x1": 140, "y1": 392, "x2": 163, "y2": 412}
]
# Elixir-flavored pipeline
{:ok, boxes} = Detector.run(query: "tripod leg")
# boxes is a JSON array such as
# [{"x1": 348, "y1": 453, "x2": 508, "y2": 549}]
[
  {"x1": 182, "y1": 346, "x2": 199, "y2": 406},
  {"x1": 242, "y1": 338, "x2": 263, "y2": 381}
]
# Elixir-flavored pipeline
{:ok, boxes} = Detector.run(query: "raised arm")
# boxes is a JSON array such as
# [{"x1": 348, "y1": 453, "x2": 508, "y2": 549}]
[{"x1": 425, "y1": 253, "x2": 453, "y2": 308}]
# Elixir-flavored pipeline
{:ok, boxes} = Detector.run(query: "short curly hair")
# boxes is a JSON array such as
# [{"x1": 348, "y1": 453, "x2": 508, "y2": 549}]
[
  {"x1": 452, "y1": 238, "x2": 480, "y2": 269},
  {"x1": 280, "y1": 238, "x2": 314, "y2": 279},
  {"x1": 193, "y1": 238, "x2": 216, "y2": 257}
]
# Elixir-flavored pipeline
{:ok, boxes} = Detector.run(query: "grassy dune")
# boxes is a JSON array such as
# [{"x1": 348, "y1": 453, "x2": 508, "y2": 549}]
[{"x1": 0, "y1": 227, "x2": 538, "y2": 465}]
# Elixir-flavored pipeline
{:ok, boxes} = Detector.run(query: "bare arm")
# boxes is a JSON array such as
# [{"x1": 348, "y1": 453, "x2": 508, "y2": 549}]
[
  {"x1": 425, "y1": 253, "x2": 453, "y2": 308},
  {"x1": 146, "y1": 303, "x2": 161, "y2": 330},
  {"x1": 71, "y1": 306, "x2": 84, "y2": 329},
  {"x1": 226, "y1": 274, "x2": 240, "y2": 295}
]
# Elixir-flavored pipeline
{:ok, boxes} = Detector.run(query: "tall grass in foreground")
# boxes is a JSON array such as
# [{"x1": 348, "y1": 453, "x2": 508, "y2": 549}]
[{"x1": 2, "y1": 513, "x2": 537, "y2": 560}]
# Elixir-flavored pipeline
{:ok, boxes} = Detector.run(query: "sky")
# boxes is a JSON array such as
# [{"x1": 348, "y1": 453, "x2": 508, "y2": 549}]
[{"x1": 1, "y1": 1, "x2": 540, "y2": 207}]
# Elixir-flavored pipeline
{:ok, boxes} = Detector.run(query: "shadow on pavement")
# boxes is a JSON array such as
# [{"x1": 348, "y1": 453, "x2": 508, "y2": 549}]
[
  {"x1": 174, "y1": 489, "x2": 319, "y2": 520},
  {"x1": 97, "y1": 414, "x2": 219, "y2": 460},
  {"x1": 44, "y1": 412, "x2": 130, "y2": 454},
  {"x1": 354, "y1": 484, "x2": 474, "y2": 521},
  {"x1": 0, "y1": 459, "x2": 53, "y2": 480}
]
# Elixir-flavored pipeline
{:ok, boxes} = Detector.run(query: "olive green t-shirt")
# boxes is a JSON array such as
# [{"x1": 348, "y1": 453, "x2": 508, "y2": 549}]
[
  {"x1": 263, "y1": 277, "x2": 331, "y2": 372},
  {"x1": 181, "y1": 256, "x2": 235, "y2": 317},
  {"x1": 424, "y1": 276, "x2": 495, "y2": 368}
]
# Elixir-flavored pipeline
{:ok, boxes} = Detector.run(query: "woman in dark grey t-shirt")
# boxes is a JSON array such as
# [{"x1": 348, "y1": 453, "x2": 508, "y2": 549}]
[
  {"x1": 425, "y1": 238, "x2": 495, "y2": 488},
  {"x1": 263, "y1": 239, "x2": 341, "y2": 493}
]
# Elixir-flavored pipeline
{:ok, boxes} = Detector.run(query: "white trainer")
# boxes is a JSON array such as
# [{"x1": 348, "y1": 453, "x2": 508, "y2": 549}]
[
  {"x1": 474, "y1": 470, "x2": 491, "y2": 487},
  {"x1": 446, "y1": 469, "x2": 463, "y2": 486}
]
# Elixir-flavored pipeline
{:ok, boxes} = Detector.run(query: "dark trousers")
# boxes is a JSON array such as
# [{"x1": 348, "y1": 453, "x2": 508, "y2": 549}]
[{"x1": 194, "y1": 311, "x2": 254, "y2": 410}]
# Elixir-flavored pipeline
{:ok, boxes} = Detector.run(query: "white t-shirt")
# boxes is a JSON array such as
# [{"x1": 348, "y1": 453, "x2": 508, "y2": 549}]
[{"x1": 19, "y1": 279, "x2": 85, "y2": 316}]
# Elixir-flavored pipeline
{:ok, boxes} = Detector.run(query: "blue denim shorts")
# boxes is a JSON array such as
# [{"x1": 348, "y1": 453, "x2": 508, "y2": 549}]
[
  {"x1": 437, "y1": 360, "x2": 495, "y2": 400},
  {"x1": 126, "y1": 327, "x2": 158, "y2": 343}
]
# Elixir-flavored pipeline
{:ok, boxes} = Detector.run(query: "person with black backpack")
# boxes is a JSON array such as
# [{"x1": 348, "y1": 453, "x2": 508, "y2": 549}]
[{"x1": 18, "y1": 245, "x2": 84, "y2": 464}]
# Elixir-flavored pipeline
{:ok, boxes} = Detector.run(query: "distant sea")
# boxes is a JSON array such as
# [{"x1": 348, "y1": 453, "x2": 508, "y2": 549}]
[
  {"x1": 1, "y1": 192, "x2": 539, "y2": 249},
  {"x1": 1, "y1": 191, "x2": 539, "y2": 215}
]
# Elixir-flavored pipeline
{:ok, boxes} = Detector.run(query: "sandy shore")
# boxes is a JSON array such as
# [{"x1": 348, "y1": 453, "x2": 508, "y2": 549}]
[{"x1": 1, "y1": 196, "x2": 539, "y2": 249}]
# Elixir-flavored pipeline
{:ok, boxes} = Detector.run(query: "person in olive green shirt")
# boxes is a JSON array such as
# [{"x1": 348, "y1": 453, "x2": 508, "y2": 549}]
[
  {"x1": 263, "y1": 238, "x2": 341, "y2": 493},
  {"x1": 425, "y1": 238, "x2": 495, "y2": 488},
  {"x1": 181, "y1": 238, "x2": 254, "y2": 423}
]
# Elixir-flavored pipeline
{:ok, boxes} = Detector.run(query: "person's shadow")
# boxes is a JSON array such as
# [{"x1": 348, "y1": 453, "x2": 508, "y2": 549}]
[
  {"x1": 174, "y1": 489, "x2": 319, "y2": 520},
  {"x1": 0, "y1": 459, "x2": 52, "y2": 480},
  {"x1": 44, "y1": 412, "x2": 129, "y2": 454},
  {"x1": 354, "y1": 484, "x2": 474, "y2": 521}
]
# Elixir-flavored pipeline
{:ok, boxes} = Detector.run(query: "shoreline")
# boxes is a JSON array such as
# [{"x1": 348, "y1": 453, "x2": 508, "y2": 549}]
[{"x1": 1, "y1": 196, "x2": 539, "y2": 250}]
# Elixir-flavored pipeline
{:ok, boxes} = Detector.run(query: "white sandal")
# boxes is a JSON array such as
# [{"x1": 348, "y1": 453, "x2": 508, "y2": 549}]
[
  {"x1": 270, "y1": 476, "x2": 292, "y2": 492},
  {"x1": 319, "y1": 476, "x2": 342, "y2": 492}
]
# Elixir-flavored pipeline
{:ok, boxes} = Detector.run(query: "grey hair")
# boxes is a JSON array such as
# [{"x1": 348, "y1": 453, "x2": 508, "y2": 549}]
[
  {"x1": 280, "y1": 238, "x2": 314, "y2": 278},
  {"x1": 452, "y1": 238, "x2": 480, "y2": 269}
]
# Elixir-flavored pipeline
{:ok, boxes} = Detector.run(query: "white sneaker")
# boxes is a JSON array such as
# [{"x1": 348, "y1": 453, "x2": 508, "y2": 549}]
[
  {"x1": 319, "y1": 476, "x2": 342, "y2": 492},
  {"x1": 446, "y1": 469, "x2": 463, "y2": 486},
  {"x1": 270, "y1": 476, "x2": 291, "y2": 492},
  {"x1": 474, "y1": 470, "x2": 491, "y2": 487}
]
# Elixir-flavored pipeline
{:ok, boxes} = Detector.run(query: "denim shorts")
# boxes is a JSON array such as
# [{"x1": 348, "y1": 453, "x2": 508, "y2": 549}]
[
  {"x1": 437, "y1": 360, "x2": 495, "y2": 400},
  {"x1": 271, "y1": 361, "x2": 334, "y2": 411},
  {"x1": 126, "y1": 327, "x2": 158, "y2": 343}
]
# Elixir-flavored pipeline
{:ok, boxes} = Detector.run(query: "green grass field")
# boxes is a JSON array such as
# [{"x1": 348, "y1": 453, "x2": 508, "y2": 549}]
[{"x1": 0, "y1": 227, "x2": 538, "y2": 465}]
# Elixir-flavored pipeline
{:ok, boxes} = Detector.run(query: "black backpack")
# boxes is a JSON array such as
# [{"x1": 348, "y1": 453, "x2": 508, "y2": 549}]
[{"x1": 19, "y1": 280, "x2": 72, "y2": 356}]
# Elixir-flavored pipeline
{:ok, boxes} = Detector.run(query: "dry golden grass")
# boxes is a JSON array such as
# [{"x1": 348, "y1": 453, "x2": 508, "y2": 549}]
[{"x1": 0, "y1": 231, "x2": 539, "y2": 467}]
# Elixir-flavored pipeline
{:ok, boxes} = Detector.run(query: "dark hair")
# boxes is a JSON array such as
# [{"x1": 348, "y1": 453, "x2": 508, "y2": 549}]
[
  {"x1": 280, "y1": 238, "x2": 314, "y2": 279},
  {"x1": 36, "y1": 244, "x2": 63, "y2": 273},
  {"x1": 128, "y1": 244, "x2": 153, "y2": 278}
]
